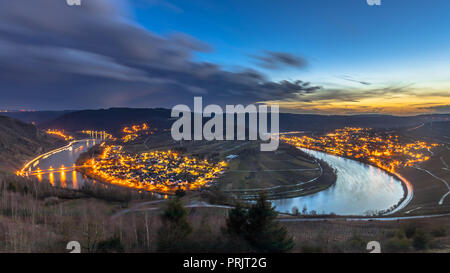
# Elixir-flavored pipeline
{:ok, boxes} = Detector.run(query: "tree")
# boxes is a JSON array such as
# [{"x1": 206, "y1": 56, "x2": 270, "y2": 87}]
[
  {"x1": 175, "y1": 188, "x2": 186, "y2": 198},
  {"x1": 225, "y1": 202, "x2": 248, "y2": 236},
  {"x1": 302, "y1": 205, "x2": 308, "y2": 215},
  {"x1": 224, "y1": 194, "x2": 295, "y2": 252},
  {"x1": 157, "y1": 198, "x2": 192, "y2": 251},
  {"x1": 412, "y1": 230, "x2": 429, "y2": 250},
  {"x1": 385, "y1": 237, "x2": 411, "y2": 253},
  {"x1": 96, "y1": 237, "x2": 124, "y2": 253},
  {"x1": 246, "y1": 194, "x2": 295, "y2": 252},
  {"x1": 403, "y1": 224, "x2": 417, "y2": 239}
]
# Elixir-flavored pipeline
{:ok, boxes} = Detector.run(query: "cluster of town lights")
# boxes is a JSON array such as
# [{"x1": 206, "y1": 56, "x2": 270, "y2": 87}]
[
  {"x1": 81, "y1": 130, "x2": 114, "y2": 140},
  {"x1": 121, "y1": 123, "x2": 153, "y2": 143},
  {"x1": 281, "y1": 127, "x2": 438, "y2": 173},
  {"x1": 21, "y1": 125, "x2": 439, "y2": 195},
  {"x1": 46, "y1": 129, "x2": 73, "y2": 141},
  {"x1": 86, "y1": 145, "x2": 227, "y2": 193}
]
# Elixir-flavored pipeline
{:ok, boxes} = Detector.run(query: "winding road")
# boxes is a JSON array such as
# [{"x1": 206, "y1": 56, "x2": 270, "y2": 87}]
[
  {"x1": 110, "y1": 199, "x2": 450, "y2": 222},
  {"x1": 414, "y1": 166, "x2": 450, "y2": 205}
]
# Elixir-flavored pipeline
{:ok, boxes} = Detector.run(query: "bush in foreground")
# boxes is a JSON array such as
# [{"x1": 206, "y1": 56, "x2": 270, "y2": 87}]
[{"x1": 96, "y1": 237, "x2": 125, "y2": 253}]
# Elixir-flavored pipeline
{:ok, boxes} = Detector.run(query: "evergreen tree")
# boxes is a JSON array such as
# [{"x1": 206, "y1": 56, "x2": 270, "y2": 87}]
[
  {"x1": 225, "y1": 202, "x2": 248, "y2": 236},
  {"x1": 96, "y1": 237, "x2": 125, "y2": 253},
  {"x1": 412, "y1": 230, "x2": 429, "y2": 250},
  {"x1": 175, "y1": 188, "x2": 186, "y2": 198},
  {"x1": 224, "y1": 194, "x2": 295, "y2": 252},
  {"x1": 246, "y1": 194, "x2": 295, "y2": 252},
  {"x1": 157, "y1": 198, "x2": 192, "y2": 251}
]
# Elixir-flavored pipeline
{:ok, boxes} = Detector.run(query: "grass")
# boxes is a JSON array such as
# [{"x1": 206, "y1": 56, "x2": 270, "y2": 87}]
[
  {"x1": 390, "y1": 123, "x2": 450, "y2": 215},
  {"x1": 214, "y1": 143, "x2": 336, "y2": 199},
  {"x1": 397, "y1": 145, "x2": 450, "y2": 215},
  {"x1": 215, "y1": 142, "x2": 319, "y2": 189}
]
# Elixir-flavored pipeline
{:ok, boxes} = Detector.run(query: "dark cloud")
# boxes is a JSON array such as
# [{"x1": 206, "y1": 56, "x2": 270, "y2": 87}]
[
  {"x1": 419, "y1": 105, "x2": 450, "y2": 114},
  {"x1": 252, "y1": 51, "x2": 307, "y2": 70},
  {"x1": 0, "y1": 0, "x2": 318, "y2": 110},
  {"x1": 287, "y1": 84, "x2": 415, "y2": 103}
]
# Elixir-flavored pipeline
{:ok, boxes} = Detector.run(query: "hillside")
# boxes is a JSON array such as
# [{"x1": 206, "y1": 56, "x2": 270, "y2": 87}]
[
  {"x1": 42, "y1": 108, "x2": 173, "y2": 135},
  {"x1": 1, "y1": 110, "x2": 73, "y2": 125},
  {"x1": 0, "y1": 115, "x2": 65, "y2": 173},
  {"x1": 41, "y1": 107, "x2": 450, "y2": 134},
  {"x1": 279, "y1": 113, "x2": 450, "y2": 132},
  {"x1": 399, "y1": 121, "x2": 450, "y2": 143}
]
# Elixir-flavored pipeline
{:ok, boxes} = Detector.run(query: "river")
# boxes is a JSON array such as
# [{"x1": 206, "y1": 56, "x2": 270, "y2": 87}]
[
  {"x1": 271, "y1": 148, "x2": 407, "y2": 216},
  {"x1": 24, "y1": 139, "x2": 99, "y2": 189},
  {"x1": 24, "y1": 142, "x2": 409, "y2": 216}
]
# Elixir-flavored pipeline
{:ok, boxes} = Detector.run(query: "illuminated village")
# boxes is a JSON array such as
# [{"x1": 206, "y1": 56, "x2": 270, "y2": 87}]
[
  {"x1": 26, "y1": 126, "x2": 439, "y2": 193},
  {"x1": 81, "y1": 130, "x2": 114, "y2": 140},
  {"x1": 88, "y1": 145, "x2": 227, "y2": 193},
  {"x1": 45, "y1": 129, "x2": 73, "y2": 141},
  {"x1": 281, "y1": 127, "x2": 439, "y2": 173},
  {"x1": 46, "y1": 129, "x2": 114, "y2": 141},
  {"x1": 121, "y1": 123, "x2": 153, "y2": 143},
  {"x1": 19, "y1": 123, "x2": 228, "y2": 194}
]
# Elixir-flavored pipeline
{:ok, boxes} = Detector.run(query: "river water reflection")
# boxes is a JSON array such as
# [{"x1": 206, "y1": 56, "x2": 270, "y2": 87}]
[
  {"x1": 28, "y1": 139, "x2": 99, "y2": 189},
  {"x1": 271, "y1": 149, "x2": 405, "y2": 215}
]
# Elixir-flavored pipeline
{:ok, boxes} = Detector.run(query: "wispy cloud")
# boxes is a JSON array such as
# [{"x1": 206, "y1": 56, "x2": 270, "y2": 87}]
[
  {"x1": 419, "y1": 105, "x2": 450, "y2": 113},
  {"x1": 251, "y1": 51, "x2": 307, "y2": 70},
  {"x1": 337, "y1": 75, "x2": 371, "y2": 86},
  {"x1": 264, "y1": 83, "x2": 450, "y2": 115}
]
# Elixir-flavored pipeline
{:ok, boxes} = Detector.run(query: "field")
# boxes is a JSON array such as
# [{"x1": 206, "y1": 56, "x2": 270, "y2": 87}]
[
  {"x1": 121, "y1": 132, "x2": 336, "y2": 199},
  {"x1": 385, "y1": 123, "x2": 450, "y2": 215},
  {"x1": 397, "y1": 145, "x2": 450, "y2": 215}
]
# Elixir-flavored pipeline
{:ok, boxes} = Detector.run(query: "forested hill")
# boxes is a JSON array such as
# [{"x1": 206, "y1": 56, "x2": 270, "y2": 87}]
[
  {"x1": 41, "y1": 107, "x2": 449, "y2": 134},
  {"x1": 0, "y1": 115, "x2": 64, "y2": 172}
]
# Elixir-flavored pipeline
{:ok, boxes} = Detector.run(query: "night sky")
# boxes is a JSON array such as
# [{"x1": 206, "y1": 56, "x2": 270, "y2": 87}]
[{"x1": 0, "y1": 0, "x2": 449, "y2": 115}]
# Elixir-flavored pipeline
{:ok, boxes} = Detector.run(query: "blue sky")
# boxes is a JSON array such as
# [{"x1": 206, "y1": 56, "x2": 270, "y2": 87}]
[
  {"x1": 132, "y1": 0, "x2": 450, "y2": 83},
  {"x1": 0, "y1": 0, "x2": 448, "y2": 114},
  {"x1": 125, "y1": 0, "x2": 450, "y2": 114}
]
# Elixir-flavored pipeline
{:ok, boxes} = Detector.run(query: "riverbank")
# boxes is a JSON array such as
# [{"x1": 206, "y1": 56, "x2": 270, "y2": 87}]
[
  {"x1": 74, "y1": 140, "x2": 338, "y2": 200},
  {"x1": 393, "y1": 147, "x2": 450, "y2": 216},
  {"x1": 215, "y1": 142, "x2": 338, "y2": 200},
  {"x1": 298, "y1": 147, "x2": 412, "y2": 216},
  {"x1": 271, "y1": 148, "x2": 407, "y2": 216}
]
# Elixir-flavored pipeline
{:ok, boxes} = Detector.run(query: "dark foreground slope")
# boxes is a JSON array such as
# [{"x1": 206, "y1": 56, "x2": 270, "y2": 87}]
[{"x1": 0, "y1": 115, "x2": 65, "y2": 172}]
